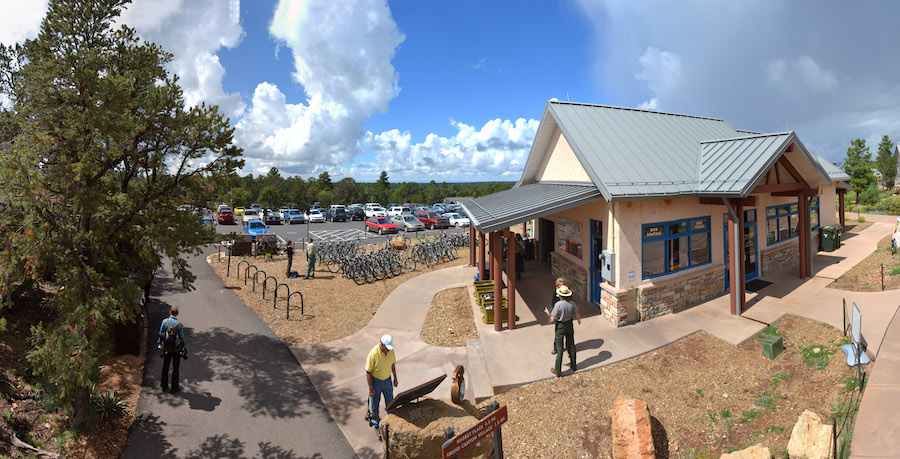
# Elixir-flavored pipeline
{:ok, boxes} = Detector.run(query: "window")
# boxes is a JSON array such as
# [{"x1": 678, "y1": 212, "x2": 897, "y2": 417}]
[
  {"x1": 642, "y1": 217, "x2": 711, "y2": 279},
  {"x1": 767, "y1": 198, "x2": 820, "y2": 244}
]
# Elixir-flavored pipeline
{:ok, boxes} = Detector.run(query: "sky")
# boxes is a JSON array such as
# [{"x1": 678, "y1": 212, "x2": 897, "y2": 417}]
[{"x1": 1, "y1": 0, "x2": 899, "y2": 182}]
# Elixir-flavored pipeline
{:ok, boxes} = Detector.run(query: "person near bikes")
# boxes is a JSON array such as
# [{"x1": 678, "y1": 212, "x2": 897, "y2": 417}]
[
  {"x1": 285, "y1": 240, "x2": 294, "y2": 276},
  {"x1": 365, "y1": 335, "x2": 398, "y2": 428},
  {"x1": 304, "y1": 238, "x2": 316, "y2": 279}
]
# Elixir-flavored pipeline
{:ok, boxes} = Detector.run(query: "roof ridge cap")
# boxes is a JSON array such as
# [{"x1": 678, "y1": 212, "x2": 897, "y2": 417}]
[
  {"x1": 700, "y1": 131, "x2": 793, "y2": 144},
  {"x1": 547, "y1": 100, "x2": 725, "y2": 122}
]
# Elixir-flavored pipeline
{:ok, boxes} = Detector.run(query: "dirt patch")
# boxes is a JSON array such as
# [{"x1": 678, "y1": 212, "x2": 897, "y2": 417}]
[
  {"x1": 829, "y1": 234, "x2": 900, "y2": 291},
  {"x1": 478, "y1": 315, "x2": 857, "y2": 458},
  {"x1": 208, "y1": 251, "x2": 468, "y2": 345},
  {"x1": 420, "y1": 287, "x2": 478, "y2": 347}
]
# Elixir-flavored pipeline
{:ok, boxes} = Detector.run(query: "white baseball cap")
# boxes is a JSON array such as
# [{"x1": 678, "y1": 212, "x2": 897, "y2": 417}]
[{"x1": 381, "y1": 334, "x2": 394, "y2": 351}]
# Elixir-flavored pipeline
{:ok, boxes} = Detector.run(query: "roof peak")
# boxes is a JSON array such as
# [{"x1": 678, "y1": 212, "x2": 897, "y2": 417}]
[
  {"x1": 547, "y1": 99, "x2": 725, "y2": 122},
  {"x1": 700, "y1": 131, "x2": 794, "y2": 144}
]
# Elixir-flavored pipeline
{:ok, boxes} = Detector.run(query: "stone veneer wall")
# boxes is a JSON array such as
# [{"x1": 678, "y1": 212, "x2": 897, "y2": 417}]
[
  {"x1": 550, "y1": 252, "x2": 587, "y2": 301},
  {"x1": 637, "y1": 265, "x2": 726, "y2": 321},
  {"x1": 760, "y1": 232, "x2": 820, "y2": 276},
  {"x1": 599, "y1": 283, "x2": 628, "y2": 327}
]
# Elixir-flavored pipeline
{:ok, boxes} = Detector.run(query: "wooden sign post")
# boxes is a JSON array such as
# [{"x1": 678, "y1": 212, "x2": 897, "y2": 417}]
[{"x1": 441, "y1": 402, "x2": 507, "y2": 459}]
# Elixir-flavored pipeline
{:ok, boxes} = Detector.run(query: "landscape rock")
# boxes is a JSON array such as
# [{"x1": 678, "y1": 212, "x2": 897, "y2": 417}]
[
  {"x1": 380, "y1": 398, "x2": 492, "y2": 459},
  {"x1": 610, "y1": 395, "x2": 655, "y2": 459},
  {"x1": 391, "y1": 236, "x2": 408, "y2": 250},
  {"x1": 720, "y1": 444, "x2": 772, "y2": 459},
  {"x1": 787, "y1": 410, "x2": 833, "y2": 459}
]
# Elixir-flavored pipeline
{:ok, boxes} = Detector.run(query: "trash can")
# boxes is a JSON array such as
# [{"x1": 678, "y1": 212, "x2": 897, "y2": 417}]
[{"x1": 820, "y1": 226, "x2": 839, "y2": 252}]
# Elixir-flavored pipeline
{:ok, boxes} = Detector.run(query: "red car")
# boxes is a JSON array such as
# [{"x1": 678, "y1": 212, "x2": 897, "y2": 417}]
[
  {"x1": 218, "y1": 210, "x2": 235, "y2": 224},
  {"x1": 414, "y1": 210, "x2": 450, "y2": 230},
  {"x1": 365, "y1": 217, "x2": 399, "y2": 235}
]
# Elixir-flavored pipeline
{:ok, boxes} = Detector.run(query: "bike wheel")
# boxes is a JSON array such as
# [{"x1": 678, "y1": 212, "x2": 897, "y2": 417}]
[
  {"x1": 425, "y1": 254, "x2": 434, "y2": 268},
  {"x1": 404, "y1": 257, "x2": 416, "y2": 272},
  {"x1": 374, "y1": 265, "x2": 386, "y2": 281},
  {"x1": 365, "y1": 269, "x2": 375, "y2": 283},
  {"x1": 450, "y1": 247, "x2": 459, "y2": 259},
  {"x1": 390, "y1": 260, "x2": 402, "y2": 276},
  {"x1": 353, "y1": 268, "x2": 367, "y2": 285},
  {"x1": 327, "y1": 259, "x2": 341, "y2": 273}
]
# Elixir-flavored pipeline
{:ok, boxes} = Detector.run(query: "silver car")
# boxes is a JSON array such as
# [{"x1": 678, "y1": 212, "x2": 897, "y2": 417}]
[{"x1": 391, "y1": 214, "x2": 425, "y2": 232}]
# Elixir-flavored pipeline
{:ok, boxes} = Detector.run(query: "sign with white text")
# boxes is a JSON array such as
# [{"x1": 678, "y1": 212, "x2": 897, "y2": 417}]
[{"x1": 441, "y1": 405, "x2": 508, "y2": 458}]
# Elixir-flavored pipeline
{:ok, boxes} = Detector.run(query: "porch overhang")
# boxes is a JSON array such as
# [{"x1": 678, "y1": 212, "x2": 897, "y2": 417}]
[{"x1": 460, "y1": 182, "x2": 602, "y2": 233}]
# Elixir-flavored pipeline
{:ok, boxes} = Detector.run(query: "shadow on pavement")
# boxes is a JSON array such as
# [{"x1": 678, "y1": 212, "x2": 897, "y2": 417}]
[
  {"x1": 127, "y1": 413, "x2": 179, "y2": 458},
  {"x1": 289, "y1": 345, "x2": 362, "y2": 424},
  {"x1": 182, "y1": 433, "x2": 327, "y2": 459}
]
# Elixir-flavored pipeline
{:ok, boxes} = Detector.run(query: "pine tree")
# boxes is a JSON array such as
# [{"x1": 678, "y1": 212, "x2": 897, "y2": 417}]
[
  {"x1": 843, "y1": 138, "x2": 876, "y2": 202},
  {"x1": 875, "y1": 135, "x2": 897, "y2": 189},
  {"x1": 0, "y1": 0, "x2": 242, "y2": 428}
]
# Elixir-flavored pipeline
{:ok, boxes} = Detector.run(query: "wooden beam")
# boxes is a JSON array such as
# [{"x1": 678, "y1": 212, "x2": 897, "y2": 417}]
[
  {"x1": 505, "y1": 229, "x2": 516, "y2": 330},
  {"x1": 775, "y1": 163, "x2": 782, "y2": 184},
  {"x1": 771, "y1": 187, "x2": 820, "y2": 197},
  {"x1": 765, "y1": 169, "x2": 771, "y2": 185},
  {"x1": 699, "y1": 196, "x2": 758, "y2": 207},
  {"x1": 492, "y1": 232, "x2": 503, "y2": 332},
  {"x1": 778, "y1": 156, "x2": 810, "y2": 188},
  {"x1": 752, "y1": 182, "x2": 806, "y2": 193}
]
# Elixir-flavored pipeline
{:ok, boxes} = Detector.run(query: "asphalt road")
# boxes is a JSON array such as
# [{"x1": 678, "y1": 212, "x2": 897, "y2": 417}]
[
  {"x1": 121, "y1": 247, "x2": 356, "y2": 458},
  {"x1": 213, "y1": 214, "x2": 469, "y2": 245}
]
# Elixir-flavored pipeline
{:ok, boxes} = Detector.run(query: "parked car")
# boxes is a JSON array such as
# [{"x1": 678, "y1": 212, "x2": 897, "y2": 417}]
[
  {"x1": 307, "y1": 209, "x2": 326, "y2": 223},
  {"x1": 243, "y1": 219, "x2": 270, "y2": 240},
  {"x1": 443, "y1": 212, "x2": 469, "y2": 227},
  {"x1": 403, "y1": 203, "x2": 425, "y2": 212},
  {"x1": 234, "y1": 207, "x2": 245, "y2": 216},
  {"x1": 327, "y1": 207, "x2": 348, "y2": 222},
  {"x1": 218, "y1": 209, "x2": 235, "y2": 224},
  {"x1": 365, "y1": 206, "x2": 387, "y2": 218},
  {"x1": 217, "y1": 204, "x2": 230, "y2": 212},
  {"x1": 414, "y1": 210, "x2": 450, "y2": 230},
  {"x1": 264, "y1": 210, "x2": 282, "y2": 225},
  {"x1": 365, "y1": 217, "x2": 399, "y2": 235},
  {"x1": 242, "y1": 209, "x2": 260, "y2": 221},
  {"x1": 431, "y1": 203, "x2": 447, "y2": 213},
  {"x1": 348, "y1": 207, "x2": 366, "y2": 221},
  {"x1": 250, "y1": 203, "x2": 262, "y2": 212},
  {"x1": 387, "y1": 206, "x2": 412, "y2": 217},
  {"x1": 391, "y1": 214, "x2": 425, "y2": 232},
  {"x1": 200, "y1": 215, "x2": 216, "y2": 228},
  {"x1": 283, "y1": 209, "x2": 306, "y2": 224}
]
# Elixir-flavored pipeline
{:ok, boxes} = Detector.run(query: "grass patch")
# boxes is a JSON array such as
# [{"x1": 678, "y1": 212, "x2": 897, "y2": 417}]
[
  {"x1": 765, "y1": 425, "x2": 786, "y2": 434},
  {"x1": 770, "y1": 372, "x2": 789, "y2": 389},
  {"x1": 755, "y1": 394, "x2": 778, "y2": 412},
  {"x1": 754, "y1": 325, "x2": 779, "y2": 342},
  {"x1": 796, "y1": 343, "x2": 838, "y2": 370},
  {"x1": 889, "y1": 266, "x2": 900, "y2": 276},
  {"x1": 707, "y1": 411, "x2": 718, "y2": 423},
  {"x1": 739, "y1": 409, "x2": 759, "y2": 424},
  {"x1": 695, "y1": 388, "x2": 704, "y2": 398},
  {"x1": 720, "y1": 408, "x2": 731, "y2": 420},
  {"x1": 52, "y1": 429, "x2": 73, "y2": 450}
]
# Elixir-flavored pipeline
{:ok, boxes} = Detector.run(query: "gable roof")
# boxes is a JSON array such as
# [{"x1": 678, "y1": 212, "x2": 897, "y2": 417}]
[{"x1": 518, "y1": 101, "x2": 838, "y2": 201}]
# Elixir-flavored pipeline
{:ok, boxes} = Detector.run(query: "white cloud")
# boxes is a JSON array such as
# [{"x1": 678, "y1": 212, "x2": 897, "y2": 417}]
[
  {"x1": 472, "y1": 57, "x2": 487, "y2": 70},
  {"x1": 233, "y1": 0, "x2": 404, "y2": 173},
  {"x1": 635, "y1": 47, "x2": 682, "y2": 106},
  {"x1": 364, "y1": 118, "x2": 540, "y2": 180},
  {"x1": 0, "y1": 0, "x2": 47, "y2": 45},
  {"x1": 766, "y1": 55, "x2": 839, "y2": 95}
]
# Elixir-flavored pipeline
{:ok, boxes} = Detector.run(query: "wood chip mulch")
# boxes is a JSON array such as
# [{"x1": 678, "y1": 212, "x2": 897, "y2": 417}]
[
  {"x1": 829, "y1": 233, "x2": 900, "y2": 291},
  {"x1": 477, "y1": 315, "x2": 857, "y2": 458},
  {"x1": 208, "y1": 251, "x2": 468, "y2": 346},
  {"x1": 420, "y1": 287, "x2": 478, "y2": 347}
]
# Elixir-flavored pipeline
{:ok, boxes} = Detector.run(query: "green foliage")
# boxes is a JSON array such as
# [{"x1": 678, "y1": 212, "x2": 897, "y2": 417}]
[
  {"x1": 858, "y1": 216, "x2": 866, "y2": 223},
  {"x1": 91, "y1": 388, "x2": 127, "y2": 420},
  {"x1": 858, "y1": 186, "x2": 883, "y2": 206},
  {"x1": 844, "y1": 138, "x2": 876, "y2": 200},
  {"x1": 316, "y1": 171, "x2": 333, "y2": 191},
  {"x1": 754, "y1": 325, "x2": 779, "y2": 341},
  {"x1": 258, "y1": 185, "x2": 282, "y2": 209},
  {"x1": 720, "y1": 408, "x2": 731, "y2": 419},
  {"x1": 889, "y1": 266, "x2": 900, "y2": 276},
  {"x1": 796, "y1": 343, "x2": 837, "y2": 370},
  {"x1": 875, "y1": 135, "x2": 897, "y2": 189},
  {"x1": 765, "y1": 425, "x2": 786, "y2": 434},
  {"x1": 739, "y1": 409, "x2": 759, "y2": 424},
  {"x1": 754, "y1": 394, "x2": 777, "y2": 412},
  {"x1": 880, "y1": 195, "x2": 900, "y2": 215},
  {"x1": 52, "y1": 429, "x2": 74, "y2": 450},
  {"x1": 695, "y1": 388, "x2": 704, "y2": 398},
  {"x1": 706, "y1": 411, "x2": 717, "y2": 422},
  {"x1": 0, "y1": 0, "x2": 241, "y2": 428}
]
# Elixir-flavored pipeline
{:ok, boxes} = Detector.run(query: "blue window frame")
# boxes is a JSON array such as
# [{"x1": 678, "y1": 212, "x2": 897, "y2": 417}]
[
  {"x1": 642, "y1": 216, "x2": 711, "y2": 280},
  {"x1": 766, "y1": 197, "x2": 821, "y2": 244},
  {"x1": 810, "y1": 197, "x2": 820, "y2": 231}
]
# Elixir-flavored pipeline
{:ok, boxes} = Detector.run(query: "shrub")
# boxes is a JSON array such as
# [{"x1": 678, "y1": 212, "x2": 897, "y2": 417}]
[
  {"x1": 91, "y1": 388, "x2": 127, "y2": 420},
  {"x1": 859, "y1": 186, "x2": 883, "y2": 206},
  {"x1": 858, "y1": 216, "x2": 866, "y2": 223},
  {"x1": 880, "y1": 195, "x2": 900, "y2": 215}
]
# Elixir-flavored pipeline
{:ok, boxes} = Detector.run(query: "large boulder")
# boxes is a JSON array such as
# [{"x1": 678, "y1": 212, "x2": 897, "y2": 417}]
[
  {"x1": 720, "y1": 444, "x2": 772, "y2": 459},
  {"x1": 610, "y1": 396, "x2": 655, "y2": 459},
  {"x1": 391, "y1": 236, "x2": 408, "y2": 250},
  {"x1": 380, "y1": 398, "x2": 493, "y2": 459},
  {"x1": 787, "y1": 410, "x2": 833, "y2": 459}
]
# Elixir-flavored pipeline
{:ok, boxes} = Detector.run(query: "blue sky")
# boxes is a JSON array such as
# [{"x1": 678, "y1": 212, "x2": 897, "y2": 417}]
[{"x1": 3, "y1": 1, "x2": 900, "y2": 182}]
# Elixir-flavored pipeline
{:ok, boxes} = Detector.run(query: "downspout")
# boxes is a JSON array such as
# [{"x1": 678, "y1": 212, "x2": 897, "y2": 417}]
[{"x1": 722, "y1": 198, "x2": 742, "y2": 315}]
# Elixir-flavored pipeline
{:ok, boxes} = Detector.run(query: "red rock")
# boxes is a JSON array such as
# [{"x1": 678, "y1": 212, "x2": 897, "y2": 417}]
[{"x1": 610, "y1": 396, "x2": 656, "y2": 459}]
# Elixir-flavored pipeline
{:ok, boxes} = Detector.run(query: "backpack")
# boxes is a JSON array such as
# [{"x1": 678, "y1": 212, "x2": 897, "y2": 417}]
[{"x1": 160, "y1": 318, "x2": 181, "y2": 354}]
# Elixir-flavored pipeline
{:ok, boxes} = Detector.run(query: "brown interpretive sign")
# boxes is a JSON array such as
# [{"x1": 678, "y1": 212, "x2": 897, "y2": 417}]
[{"x1": 441, "y1": 405, "x2": 508, "y2": 458}]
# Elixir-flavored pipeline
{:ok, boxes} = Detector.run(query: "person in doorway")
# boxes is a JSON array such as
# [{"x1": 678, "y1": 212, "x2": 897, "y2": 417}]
[
  {"x1": 544, "y1": 285, "x2": 581, "y2": 377},
  {"x1": 365, "y1": 335, "x2": 398, "y2": 427},
  {"x1": 514, "y1": 233, "x2": 525, "y2": 278},
  {"x1": 285, "y1": 240, "x2": 294, "y2": 276},
  {"x1": 158, "y1": 306, "x2": 185, "y2": 393},
  {"x1": 550, "y1": 277, "x2": 567, "y2": 355},
  {"x1": 304, "y1": 238, "x2": 316, "y2": 279}
]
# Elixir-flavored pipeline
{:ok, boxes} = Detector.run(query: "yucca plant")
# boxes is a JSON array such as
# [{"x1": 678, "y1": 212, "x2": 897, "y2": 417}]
[{"x1": 90, "y1": 388, "x2": 127, "y2": 420}]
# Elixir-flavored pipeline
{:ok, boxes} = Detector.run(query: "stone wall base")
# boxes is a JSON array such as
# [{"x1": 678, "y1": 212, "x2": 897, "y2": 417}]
[
  {"x1": 551, "y1": 252, "x2": 587, "y2": 301},
  {"x1": 760, "y1": 232, "x2": 821, "y2": 276},
  {"x1": 637, "y1": 265, "x2": 726, "y2": 321}
]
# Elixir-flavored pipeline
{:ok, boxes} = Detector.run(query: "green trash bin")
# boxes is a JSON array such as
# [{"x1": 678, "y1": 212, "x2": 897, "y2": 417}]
[{"x1": 820, "y1": 226, "x2": 839, "y2": 252}]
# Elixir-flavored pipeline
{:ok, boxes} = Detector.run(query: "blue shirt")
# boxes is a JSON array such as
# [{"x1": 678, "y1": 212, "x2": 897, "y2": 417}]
[{"x1": 158, "y1": 316, "x2": 185, "y2": 344}]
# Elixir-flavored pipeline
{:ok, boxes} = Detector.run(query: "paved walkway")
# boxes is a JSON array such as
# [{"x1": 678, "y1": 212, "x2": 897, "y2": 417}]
[
  {"x1": 851, "y1": 306, "x2": 900, "y2": 458},
  {"x1": 122, "y1": 249, "x2": 354, "y2": 458}
]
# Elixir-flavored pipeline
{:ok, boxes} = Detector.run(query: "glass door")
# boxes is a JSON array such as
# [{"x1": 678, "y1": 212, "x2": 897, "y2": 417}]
[
  {"x1": 724, "y1": 210, "x2": 759, "y2": 289},
  {"x1": 590, "y1": 219, "x2": 603, "y2": 306}
]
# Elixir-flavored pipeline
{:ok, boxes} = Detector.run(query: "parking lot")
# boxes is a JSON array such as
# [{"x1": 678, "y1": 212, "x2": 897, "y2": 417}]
[{"x1": 213, "y1": 214, "x2": 468, "y2": 244}]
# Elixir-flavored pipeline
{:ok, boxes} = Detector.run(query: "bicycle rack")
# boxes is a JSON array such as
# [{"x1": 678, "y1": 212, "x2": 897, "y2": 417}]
[
  {"x1": 261, "y1": 275, "x2": 276, "y2": 299},
  {"x1": 273, "y1": 283, "x2": 289, "y2": 309},
  {"x1": 253, "y1": 270, "x2": 267, "y2": 292},
  {"x1": 237, "y1": 260, "x2": 250, "y2": 279},
  {"x1": 244, "y1": 265, "x2": 258, "y2": 285},
  {"x1": 287, "y1": 291, "x2": 304, "y2": 319}
]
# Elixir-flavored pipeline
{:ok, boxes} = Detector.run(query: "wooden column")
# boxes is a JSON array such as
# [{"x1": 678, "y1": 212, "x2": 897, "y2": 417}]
[
  {"x1": 505, "y1": 229, "x2": 516, "y2": 330},
  {"x1": 478, "y1": 231, "x2": 486, "y2": 280},
  {"x1": 838, "y1": 189, "x2": 846, "y2": 230},
  {"x1": 798, "y1": 194, "x2": 810, "y2": 278},
  {"x1": 469, "y1": 224, "x2": 475, "y2": 267},
  {"x1": 522, "y1": 221, "x2": 527, "y2": 237},
  {"x1": 491, "y1": 232, "x2": 503, "y2": 332},
  {"x1": 727, "y1": 203, "x2": 746, "y2": 315}
]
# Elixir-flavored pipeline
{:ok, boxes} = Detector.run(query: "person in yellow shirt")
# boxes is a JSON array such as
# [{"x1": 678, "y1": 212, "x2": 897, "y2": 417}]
[{"x1": 365, "y1": 335, "x2": 398, "y2": 427}]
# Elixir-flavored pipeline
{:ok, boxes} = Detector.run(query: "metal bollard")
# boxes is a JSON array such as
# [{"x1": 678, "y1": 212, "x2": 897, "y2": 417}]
[{"x1": 287, "y1": 291, "x2": 304, "y2": 319}]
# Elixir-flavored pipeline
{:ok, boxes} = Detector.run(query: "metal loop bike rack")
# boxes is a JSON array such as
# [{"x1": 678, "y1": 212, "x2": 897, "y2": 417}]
[
  {"x1": 261, "y1": 275, "x2": 276, "y2": 298},
  {"x1": 237, "y1": 260, "x2": 250, "y2": 279},
  {"x1": 273, "y1": 283, "x2": 289, "y2": 309},
  {"x1": 287, "y1": 291, "x2": 304, "y2": 319},
  {"x1": 244, "y1": 265, "x2": 258, "y2": 285},
  {"x1": 253, "y1": 270, "x2": 267, "y2": 292}
]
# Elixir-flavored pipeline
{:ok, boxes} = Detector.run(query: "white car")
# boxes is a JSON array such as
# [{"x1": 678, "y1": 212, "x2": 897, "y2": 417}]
[
  {"x1": 387, "y1": 206, "x2": 412, "y2": 217},
  {"x1": 443, "y1": 212, "x2": 470, "y2": 227},
  {"x1": 365, "y1": 206, "x2": 387, "y2": 218},
  {"x1": 307, "y1": 209, "x2": 326, "y2": 223},
  {"x1": 242, "y1": 209, "x2": 260, "y2": 221}
]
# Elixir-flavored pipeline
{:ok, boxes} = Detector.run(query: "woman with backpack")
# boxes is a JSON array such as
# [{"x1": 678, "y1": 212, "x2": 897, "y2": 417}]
[{"x1": 158, "y1": 306, "x2": 185, "y2": 393}]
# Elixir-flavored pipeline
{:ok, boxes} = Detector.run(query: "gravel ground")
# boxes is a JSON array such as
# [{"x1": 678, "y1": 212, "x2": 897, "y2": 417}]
[
  {"x1": 829, "y1": 234, "x2": 900, "y2": 292},
  {"x1": 476, "y1": 315, "x2": 857, "y2": 458},
  {"x1": 420, "y1": 287, "x2": 477, "y2": 347},
  {"x1": 207, "y1": 250, "x2": 468, "y2": 345}
]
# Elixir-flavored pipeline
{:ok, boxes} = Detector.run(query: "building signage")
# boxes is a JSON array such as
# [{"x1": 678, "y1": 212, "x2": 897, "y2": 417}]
[
  {"x1": 643, "y1": 225, "x2": 664, "y2": 239},
  {"x1": 628, "y1": 270, "x2": 635, "y2": 281},
  {"x1": 558, "y1": 217, "x2": 583, "y2": 258},
  {"x1": 441, "y1": 405, "x2": 508, "y2": 458}
]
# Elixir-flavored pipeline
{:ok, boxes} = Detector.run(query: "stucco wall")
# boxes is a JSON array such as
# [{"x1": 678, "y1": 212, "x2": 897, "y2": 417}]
[
  {"x1": 539, "y1": 198, "x2": 609, "y2": 301},
  {"x1": 534, "y1": 127, "x2": 592, "y2": 183}
]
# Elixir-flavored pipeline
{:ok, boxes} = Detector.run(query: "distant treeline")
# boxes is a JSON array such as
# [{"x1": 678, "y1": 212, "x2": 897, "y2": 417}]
[{"x1": 195, "y1": 168, "x2": 514, "y2": 209}]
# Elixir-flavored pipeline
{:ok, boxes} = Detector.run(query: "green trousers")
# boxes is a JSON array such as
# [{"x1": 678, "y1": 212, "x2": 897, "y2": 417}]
[
  {"x1": 305, "y1": 255, "x2": 316, "y2": 278},
  {"x1": 554, "y1": 320, "x2": 576, "y2": 374}
]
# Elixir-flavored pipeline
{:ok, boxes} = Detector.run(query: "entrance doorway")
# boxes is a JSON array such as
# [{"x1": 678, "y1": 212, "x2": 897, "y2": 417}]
[
  {"x1": 589, "y1": 219, "x2": 603, "y2": 305},
  {"x1": 724, "y1": 210, "x2": 759, "y2": 289},
  {"x1": 539, "y1": 218, "x2": 555, "y2": 263}
]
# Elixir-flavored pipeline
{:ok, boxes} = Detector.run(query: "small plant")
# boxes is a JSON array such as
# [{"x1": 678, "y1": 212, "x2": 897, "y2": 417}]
[
  {"x1": 797, "y1": 343, "x2": 838, "y2": 370},
  {"x1": 2, "y1": 410, "x2": 12, "y2": 423},
  {"x1": 754, "y1": 325, "x2": 779, "y2": 341},
  {"x1": 91, "y1": 388, "x2": 127, "y2": 420},
  {"x1": 739, "y1": 409, "x2": 759, "y2": 424},
  {"x1": 707, "y1": 411, "x2": 718, "y2": 422},
  {"x1": 52, "y1": 429, "x2": 73, "y2": 450},
  {"x1": 858, "y1": 216, "x2": 866, "y2": 223},
  {"x1": 695, "y1": 388, "x2": 704, "y2": 398},
  {"x1": 765, "y1": 425, "x2": 786, "y2": 434},
  {"x1": 39, "y1": 414, "x2": 47, "y2": 423},
  {"x1": 770, "y1": 372, "x2": 789, "y2": 389},
  {"x1": 755, "y1": 394, "x2": 777, "y2": 412},
  {"x1": 720, "y1": 408, "x2": 731, "y2": 419},
  {"x1": 889, "y1": 266, "x2": 900, "y2": 276}
]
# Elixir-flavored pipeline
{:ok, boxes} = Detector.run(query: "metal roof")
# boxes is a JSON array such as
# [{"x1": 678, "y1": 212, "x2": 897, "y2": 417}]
[
  {"x1": 814, "y1": 154, "x2": 850, "y2": 181},
  {"x1": 460, "y1": 183, "x2": 601, "y2": 233}
]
